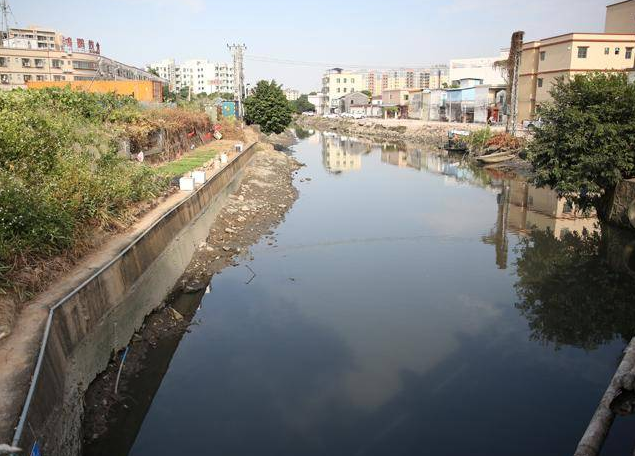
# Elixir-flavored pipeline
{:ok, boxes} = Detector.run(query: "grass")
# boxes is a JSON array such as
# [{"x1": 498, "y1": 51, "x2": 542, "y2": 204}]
[{"x1": 156, "y1": 142, "x2": 230, "y2": 178}]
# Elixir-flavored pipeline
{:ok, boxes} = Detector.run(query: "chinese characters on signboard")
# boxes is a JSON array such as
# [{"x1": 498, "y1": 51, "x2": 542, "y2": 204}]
[{"x1": 61, "y1": 36, "x2": 101, "y2": 54}]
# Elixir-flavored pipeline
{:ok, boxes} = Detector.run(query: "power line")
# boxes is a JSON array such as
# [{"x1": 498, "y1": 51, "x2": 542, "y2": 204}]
[{"x1": 244, "y1": 54, "x2": 447, "y2": 71}]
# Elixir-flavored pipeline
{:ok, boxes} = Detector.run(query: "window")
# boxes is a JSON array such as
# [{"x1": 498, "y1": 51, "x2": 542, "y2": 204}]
[
  {"x1": 23, "y1": 74, "x2": 32, "y2": 82},
  {"x1": 34, "y1": 59, "x2": 44, "y2": 68},
  {"x1": 51, "y1": 59, "x2": 62, "y2": 68},
  {"x1": 53, "y1": 75, "x2": 65, "y2": 81},
  {"x1": 72, "y1": 60, "x2": 97, "y2": 70},
  {"x1": 615, "y1": 47, "x2": 621, "y2": 55},
  {"x1": 0, "y1": 57, "x2": 6, "y2": 67},
  {"x1": 21, "y1": 58, "x2": 31, "y2": 67},
  {"x1": 36, "y1": 75, "x2": 46, "y2": 81},
  {"x1": 537, "y1": 78, "x2": 544, "y2": 88},
  {"x1": 540, "y1": 51, "x2": 546, "y2": 61},
  {"x1": 343, "y1": 78, "x2": 347, "y2": 83},
  {"x1": 336, "y1": 78, "x2": 340, "y2": 83},
  {"x1": 0, "y1": 74, "x2": 9, "y2": 84},
  {"x1": 404, "y1": 94, "x2": 409, "y2": 101},
  {"x1": 336, "y1": 88, "x2": 340, "y2": 93},
  {"x1": 351, "y1": 78, "x2": 355, "y2": 83},
  {"x1": 577, "y1": 47, "x2": 588, "y2": 59},
  {"x1": 605, "y1": 47, "x2": 610, "y2": 55},
  {"x1": 627, "y1": 47, "x2": 633, "y2": 59},
  {"x1": 343, "y1": 87, "x2": 347, "y2": 93}
]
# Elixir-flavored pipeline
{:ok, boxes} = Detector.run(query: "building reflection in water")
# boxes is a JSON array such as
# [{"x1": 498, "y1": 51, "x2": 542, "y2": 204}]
[
  {"x1": 484, "y1": 178, "x2": 599, "y2": 269},
  {"x1": 321, "y1": 132, "x2": 369, "y2": 173}
]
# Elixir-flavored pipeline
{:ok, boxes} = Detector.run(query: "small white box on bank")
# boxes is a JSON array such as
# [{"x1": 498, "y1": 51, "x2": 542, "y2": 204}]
[
  {"x1": 192, "y1": 171, "x2": 206, "y2": 184},
  {"x1": 179, "y1": 177, "x2": 195, "y2": 191}
]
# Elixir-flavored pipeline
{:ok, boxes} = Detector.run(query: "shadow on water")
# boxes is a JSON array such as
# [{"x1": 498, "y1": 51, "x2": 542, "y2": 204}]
[
  {"x1": 83, "y1": 291, "x2": 206, "y2": 456},
  {"x1": 85, "y1": 130, "x2": 635, "y2": 456}
]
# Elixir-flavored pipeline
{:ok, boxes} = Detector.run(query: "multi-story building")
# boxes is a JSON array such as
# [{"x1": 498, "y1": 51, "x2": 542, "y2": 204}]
[
  {"x1": 152, "y1": 58, "x2": 234, "y2": 95},
  {"x1": 321, "y1": 66, "x2": 448, "y2": 113},
  {"x1": 0, "y1": 45, "x2": 163, "y2": 91},
  {"x1": 449, "y1": 51, "x2": 508, "y2": 86},
  {"x1": 3, "y1": 25, "x2": 60, "y2": 50},
  {"x1": 308, "y1": 92, "x2": 328, "y2": 115},
  {"x1": 150, "y1": 58, "x2": 176, "y2": 91},
  {"x1": 518, "y1": 0, "x2": 635, "y2": 122},
  {"x1": 283, "y1": 88, "x2": 300, "y2": 100},
  {"x1": 605, "y1": 0, "x2": 635, "y2": 33},
  {"x1": 518, "y1": 32, "x2": 635, "y2": 121},
  {"x1": 321, "y1": 68, "x2": 365, "y2": 112}
]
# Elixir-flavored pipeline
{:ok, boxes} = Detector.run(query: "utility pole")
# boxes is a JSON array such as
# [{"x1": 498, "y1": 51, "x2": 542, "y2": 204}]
[
  {"x1": 0, "y1": 0, "x2": 11, "y2": 47},
  {"x1": 228, "y1": 43, "x2": 246, "y2": 118}
]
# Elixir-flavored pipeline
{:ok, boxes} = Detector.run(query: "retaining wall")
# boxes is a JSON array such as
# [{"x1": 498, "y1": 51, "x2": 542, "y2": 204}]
[{"x1": 11, "y1": 144, "x2": 257, "y2": 456}]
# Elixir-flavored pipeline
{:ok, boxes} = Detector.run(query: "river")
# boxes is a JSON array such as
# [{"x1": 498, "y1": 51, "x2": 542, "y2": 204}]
[{"x1": 85, "y1": 130, "x2": 635, "y2": 456}]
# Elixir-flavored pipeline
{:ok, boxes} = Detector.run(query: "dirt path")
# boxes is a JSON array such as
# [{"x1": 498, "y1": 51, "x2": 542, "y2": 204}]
[{"x1": 82, "y1": 144, "x2": 301, "y2": 447}]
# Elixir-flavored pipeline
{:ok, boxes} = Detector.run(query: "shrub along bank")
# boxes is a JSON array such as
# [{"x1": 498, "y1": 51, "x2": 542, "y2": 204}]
[{"x1": 0, "y1": 88, "x2": 210, "y2": 298}]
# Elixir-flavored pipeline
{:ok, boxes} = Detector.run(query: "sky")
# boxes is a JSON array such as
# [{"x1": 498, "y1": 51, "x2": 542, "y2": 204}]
[{"x1": 13, "y1": 0, "x2": 610, "y2": 92}]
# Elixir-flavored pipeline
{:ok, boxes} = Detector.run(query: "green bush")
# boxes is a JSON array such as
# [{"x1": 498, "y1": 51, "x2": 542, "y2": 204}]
[
  {"x1": 0, "y1": 87, "x2": 168, "y2": 294},
  {"x1": 468, "y1": 127, "x2": 492, "y2": 151}
]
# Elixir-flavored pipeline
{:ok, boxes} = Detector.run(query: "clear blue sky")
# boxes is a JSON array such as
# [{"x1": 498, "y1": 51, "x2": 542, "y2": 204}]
[{"x1": 14, "y1": 0, "x2": 609, "y2": 92}]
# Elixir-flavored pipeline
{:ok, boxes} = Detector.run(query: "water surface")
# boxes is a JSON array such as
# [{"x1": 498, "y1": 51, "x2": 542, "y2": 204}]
[{"x1": 86, "y1": 131, "x2": 635, "y2": 456}]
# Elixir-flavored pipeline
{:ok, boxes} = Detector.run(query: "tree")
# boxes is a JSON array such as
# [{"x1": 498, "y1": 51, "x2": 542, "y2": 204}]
[
  {"x1": 147, "y1": 67, "x2": 160, "y2": 77},
  {"x1": 289, "y1": 94, "x2": 315, "y2": 114},
  {"x1": 162, "y1": 85, "x2": 176, "y2": 102},
  {"x1": 527, "y1": 73, "x2": 635, "y2": 218},
  {"x1": 361, "y1": 90, "x2": 372, "y2": 97},
  {"x1": 244, "y1": 80, "x2": 293, "y2": 134},
  {"x1": 179, "y1": 86, "x2": 191, "y2": 100},
  {"x1": 514, "y1": 227, "x2": 635, "y2": 350}
]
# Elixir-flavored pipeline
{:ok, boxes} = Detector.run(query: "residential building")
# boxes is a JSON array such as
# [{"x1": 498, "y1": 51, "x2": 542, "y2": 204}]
[
  {"x1": 308, "y1": 92, "x2": 328, "y2": 115},
  {"x1": 449, "y1": 51, "x2": 508, "y2": 86},
  {"x1": 150, "y1": 58, "x2": 177, "y2": 91},
  {"x1": 428, "y1": 89, "x2": 447, "y2": 121},
  {"x1": 518, "y1": 32, "x2": 635, "y2": 121},
  {"x1": 3, "y1": 25, "x2": 61, "y2": 50},
  {"x1": 321, "y1": 68, "x2": 365, "y2": 112},
  {"x1": 474, "y1": 84, "x2": 506, "y2": 123},
  {"x1": 0, "y1": 46, "x2": 163, "y2": 91},
  {"x1": 168, "y1": 59, "x2": 234, "y2": 95},
  {"x1": 320, "y1": 66, "x2": 449, "y2": 113},
  {"x1": 339, "y1": 91, "x2": 370, "y2": 113},
  {"x1": 283, "y1": 88, "x2": 300, "y2": 100},
  {"x1": 605, "y1": 0, "x2": 635, "y2": 33},
  {"x1": 409, "y1": 90, "x2": 431, "y2": 120},
  {"x1": 445, "y1": 79, "x2": 483, "y2": 122},
  {"x1": 381, "y1": 88, "x2": 416, "y2": 118}
]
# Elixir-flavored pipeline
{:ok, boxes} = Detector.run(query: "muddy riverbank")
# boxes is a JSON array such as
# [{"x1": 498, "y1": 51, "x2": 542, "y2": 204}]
[
  {"x1": 82, "y1": 144, "x2": 301, "y2": 451},
  {"x1": 295, "y1": 115, "x2": 505, "y2": 146}
]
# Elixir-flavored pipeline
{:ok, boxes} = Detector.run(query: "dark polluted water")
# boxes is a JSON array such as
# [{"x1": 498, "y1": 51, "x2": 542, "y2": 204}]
[{"x1": 85, "y1": 131, "x2": 635, "y2": 456}]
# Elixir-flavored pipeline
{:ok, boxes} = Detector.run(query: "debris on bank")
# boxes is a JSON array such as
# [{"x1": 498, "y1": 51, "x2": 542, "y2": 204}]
[{"x1": 82, "y1": 143, "x2": 302, "y2": 445}]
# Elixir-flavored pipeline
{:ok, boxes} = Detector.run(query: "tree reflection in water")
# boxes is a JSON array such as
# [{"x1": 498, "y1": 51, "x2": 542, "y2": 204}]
[{"x1": 514, "y1": 227, "x2": 635, "y2": 350}]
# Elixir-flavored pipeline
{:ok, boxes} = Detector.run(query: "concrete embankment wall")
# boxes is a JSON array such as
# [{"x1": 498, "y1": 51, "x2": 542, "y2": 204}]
[{"x1": 12, "y1": 144, "x2": 257, "y2": 456}]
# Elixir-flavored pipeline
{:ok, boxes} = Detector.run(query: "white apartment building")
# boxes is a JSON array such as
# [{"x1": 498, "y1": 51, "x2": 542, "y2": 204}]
[
  {"x1": 449, "y1": 51, "x2": 508, "y2": 86},
  {"x1": 150, "y1": 58, "x2": 176, "y2": 91},
  {"x1": 151, "y1": 58, "x2": 234, "y2": 95},
  {"x1": 284, "y1": 88, "x2": 300, "y2": 100}
]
